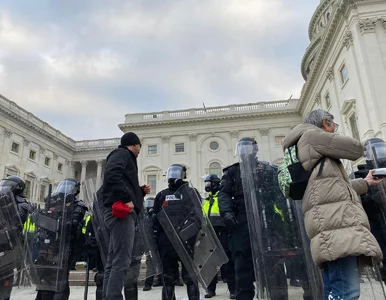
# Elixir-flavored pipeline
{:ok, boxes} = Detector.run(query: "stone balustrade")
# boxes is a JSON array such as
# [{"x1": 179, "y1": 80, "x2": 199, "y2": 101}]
[{"x1": 124, "y1": 99, "x2": 299, "y2": 123}]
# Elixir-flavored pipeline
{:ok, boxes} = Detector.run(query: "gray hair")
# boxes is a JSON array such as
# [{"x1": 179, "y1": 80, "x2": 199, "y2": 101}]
[{"x1": 304, "y1": 109, "x2": 334, "y2": 128}]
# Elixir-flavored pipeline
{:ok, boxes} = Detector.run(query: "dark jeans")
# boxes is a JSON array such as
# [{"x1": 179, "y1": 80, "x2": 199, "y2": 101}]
[
  {"x1": 207, "y1": 227, "x2": 235, "y2": 294},
  {"x1": 102, "y1": 209, "x2": 136, "y2": 300},
  {"x1": 322, "y1": 256, "x2": 360, "y2": 300}
]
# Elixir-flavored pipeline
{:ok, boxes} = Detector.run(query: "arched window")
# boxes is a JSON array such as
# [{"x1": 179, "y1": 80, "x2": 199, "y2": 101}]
[{"x1": 209, "y1": 162, "x2": 222, "y2": 178}]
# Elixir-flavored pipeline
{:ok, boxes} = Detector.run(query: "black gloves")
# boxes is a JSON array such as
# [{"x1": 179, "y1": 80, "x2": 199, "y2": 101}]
[{"x1": 223, "y1": 212, "x2": 238, "y2": 231}]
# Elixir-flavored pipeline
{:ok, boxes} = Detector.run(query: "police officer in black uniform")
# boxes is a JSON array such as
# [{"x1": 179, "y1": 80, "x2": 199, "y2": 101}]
[
  {"x1": 34, "y1": 179, "x2": 87, "y2": 300},
  {"x1": 218, "y1": 138, "x2": 290, "y2": 300},
  {"x1": 0, "y1": 176, "x2": 31, "y2": 300},
  {"x1": 203, "y1": 174, "x2": 236, "y2": 299},
  {"x1": 354, "y1": 137, "x2": 386, "y2": 282},
  {"x1": 153, "y1": 164, "x2": 201, "y2": 300}
]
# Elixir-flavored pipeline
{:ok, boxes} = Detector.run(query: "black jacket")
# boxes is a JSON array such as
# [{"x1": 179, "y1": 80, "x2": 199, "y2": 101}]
[
  {"x1": 102, "y1": 145, "x2": 145, "y2": 211},
  {"x1": 218, "y1": 163, "x2": 244, "y2": 215}
]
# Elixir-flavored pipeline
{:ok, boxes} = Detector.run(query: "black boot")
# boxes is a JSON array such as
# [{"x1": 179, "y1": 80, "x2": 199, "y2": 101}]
[
  {"x1": 162, "y1": 285, "x2": 175, "y2": 300},
  {"x1": 204, "y1": 290, "x2": 216, "y2": 298},
  {"x1": 124, "y1": 283, "x2": 138, "y2": 300},
  {"x1": 187, "y1": 283, "x2": 200, "y2": 300}
]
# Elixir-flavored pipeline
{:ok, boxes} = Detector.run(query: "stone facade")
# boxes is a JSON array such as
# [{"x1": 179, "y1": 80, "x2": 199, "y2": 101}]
[{"x1": 0, "y1": 0, "x2": 385, "y2": 199}]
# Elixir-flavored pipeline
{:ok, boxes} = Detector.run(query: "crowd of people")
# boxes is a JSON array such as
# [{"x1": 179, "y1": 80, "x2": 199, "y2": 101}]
[{"x1": 0, "y1": 109, "x2": 386, "y2": 300}]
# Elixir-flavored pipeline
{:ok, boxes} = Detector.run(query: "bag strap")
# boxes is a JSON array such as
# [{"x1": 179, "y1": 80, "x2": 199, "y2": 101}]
[{"x1": 310, "y1": 157, "x2": 326, "y2": 177}]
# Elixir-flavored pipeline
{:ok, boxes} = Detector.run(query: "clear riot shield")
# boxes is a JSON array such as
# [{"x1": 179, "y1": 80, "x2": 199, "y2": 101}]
[
  {"x1": 0, "y1": 189, "x2": 24, "y2": 283},
  {"x1": 157, "y1": 183, "x2": 229, "y2": 289},
  {"x1": 362, "y1": 141, "x2": 386, "y2": 297},
  {"x1": 237, "y1": 141, "x2": 323, "y2": 299},
  {"x1": 82, "y1": 179, "x2": 109, "y2": 267},
  {"x1": 27, "y1": 179, "x2": 75, "y2": 292},
  {"x1": 82, "y1": 179, "x2": 162, "y2": 282}
]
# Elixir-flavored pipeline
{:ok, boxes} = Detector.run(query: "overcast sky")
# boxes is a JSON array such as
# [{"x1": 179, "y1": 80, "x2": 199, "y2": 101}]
[{"x1": 0, "y1": 0, "x2": 319, "y2": 140}]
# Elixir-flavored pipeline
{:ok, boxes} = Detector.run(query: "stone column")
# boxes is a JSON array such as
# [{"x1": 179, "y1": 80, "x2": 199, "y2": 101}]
[
  {"x1": 230, "y1": 130, "x2": 239, "y2": 164},
  {"x1": 96, "y1": 159, "x2": 104, "y2": 189},
  {"x1": 258, "y1": 128, "x2": 271, "y2": 162},
  {"x1": 189, "y1": 134, "x2": 198, "y2": 187},
  {"x1": 80, "y1": 161, "x2": 88, "y2": 200},
  {"x1": 162, "y1": 135, "x2": 170, "y2": 171}
]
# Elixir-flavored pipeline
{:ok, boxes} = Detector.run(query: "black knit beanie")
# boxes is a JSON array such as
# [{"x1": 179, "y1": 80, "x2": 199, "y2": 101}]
[{"x1": 121, "y1": 132, "x2": 141, "y2": 147}]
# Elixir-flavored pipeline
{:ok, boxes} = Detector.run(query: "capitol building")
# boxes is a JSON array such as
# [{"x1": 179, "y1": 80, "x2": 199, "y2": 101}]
[{"x1": 0, "y1": 0, "x2": 385, "y2": 201}]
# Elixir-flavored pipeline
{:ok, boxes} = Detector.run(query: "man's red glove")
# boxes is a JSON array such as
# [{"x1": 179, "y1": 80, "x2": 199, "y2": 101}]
[{"x1": 112, "y1": 201, "x2": 131, "y2": 219}]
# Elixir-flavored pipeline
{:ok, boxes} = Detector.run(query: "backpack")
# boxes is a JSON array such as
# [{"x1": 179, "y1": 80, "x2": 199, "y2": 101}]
[{"x1": 278, "y1": 143, "x2": 325, "y2": 200}]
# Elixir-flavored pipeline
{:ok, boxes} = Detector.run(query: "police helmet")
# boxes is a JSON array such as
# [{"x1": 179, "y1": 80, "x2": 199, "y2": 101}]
[
  {"x1": 203, "y1": 174, "x2": 221, "y2": 193},
  {"x1": 0, "y1": 175, "x2": 26, "y2": 197},
  {"x1": 236, "y1": 137, "x2": 258, "y2": 157},
  {"x1": 166, "y1": 164, "x2": 187, "y2": 180},
  {"x1": 364, "y1": 138, "x2": 386, "y2": 168},
  {"x1": 52, "y1": 178, "x2": 81, "y2": 196}
]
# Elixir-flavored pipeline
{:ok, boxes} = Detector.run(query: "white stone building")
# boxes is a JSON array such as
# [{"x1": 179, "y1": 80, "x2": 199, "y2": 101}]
[{"x1": 0, "y1": 0, "x2": 385, "y2": 200}]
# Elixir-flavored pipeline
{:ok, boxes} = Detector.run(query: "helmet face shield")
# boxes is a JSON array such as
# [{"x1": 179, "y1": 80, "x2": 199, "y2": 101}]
[
  {"x1": 0, "y1": 180, "x2": 16, "y2": 193},
  {"x1": 145, "y1": 198, "x2": 154, "y2": 208},
  {"x1": 236, "y1": 140, "x2": 258, "y2": 157},
  {"x1": 166, "y1": 165, "x2": 186, "y2": 180},
  {"x1": 53, "y1": 179, "x2": 79, "y2": 196},
  {"x1": 365, "y1": 142, "x2": 386, "y2": 168}
]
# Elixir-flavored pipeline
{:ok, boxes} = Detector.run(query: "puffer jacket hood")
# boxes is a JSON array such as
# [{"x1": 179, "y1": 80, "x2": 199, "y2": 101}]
[{"x1": 283, "y1": 123, "x2": 383, "y2": 267}]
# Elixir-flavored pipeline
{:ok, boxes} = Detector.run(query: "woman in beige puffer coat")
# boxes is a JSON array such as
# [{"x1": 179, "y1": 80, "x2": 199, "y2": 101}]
[{"x1": 283, "y1": 109, "x2": 384, "y2": 300}]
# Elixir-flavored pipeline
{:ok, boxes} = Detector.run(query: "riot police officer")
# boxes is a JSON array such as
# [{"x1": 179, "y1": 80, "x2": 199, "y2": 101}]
[
  {"x1": 219, "y1": 138, "x2": 291, "y2": 300},
  {"x1": 33, "y1": 178, "x2": 87, "y2": 300},
  {"x1": 355, "y1": 138, "x2": 386, "y2": 282},
  {"x1": 0, "y1": 176, "x2": 31, "y2": 300},
  {"x1": 203, "y1": 174, "x2": 236, "y2": 299},
  {"x1": 153, "y1": 164, "x2": 201, "y2": 300}
]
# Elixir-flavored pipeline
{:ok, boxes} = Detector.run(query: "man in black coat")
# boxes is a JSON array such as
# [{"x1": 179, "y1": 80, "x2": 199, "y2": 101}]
[{"x1": 102, "y1": 132, "x2": 150, "y2": 300}]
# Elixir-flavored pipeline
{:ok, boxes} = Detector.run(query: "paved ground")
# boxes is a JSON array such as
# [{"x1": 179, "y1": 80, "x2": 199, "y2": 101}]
[
  {"x1": 11, "y1": 280, "x2": 386, "y2": 299},
  {"x1": 11, "y1": 283, "x2": 232, "y2": 300}
]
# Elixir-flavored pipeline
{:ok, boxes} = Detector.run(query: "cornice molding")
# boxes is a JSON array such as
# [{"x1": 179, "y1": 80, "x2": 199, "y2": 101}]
[
  {"x1": 308, "y1": 0, "x2": 337, "y2": 40},
  {"x1": 299, "y1": 0, "x2": 386, "y2": 113},
  {"x1": 119, "y1": 109, "x2": 300, "y2": 130},
  {"x1": 0, "y1": 107, "x2": 76, "y2": 152}
]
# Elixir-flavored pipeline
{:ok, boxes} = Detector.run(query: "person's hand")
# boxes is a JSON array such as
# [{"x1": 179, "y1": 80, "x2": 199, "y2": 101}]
[
  {"x1": 126, "y1": 201, "x2": 135, "y2": 211},
  {"x1": 364, "y1": 169, "x2": 385, "y2": 187},
  {"x1": 223, "y1": 212, "x2": 238, "y2": 231},
  {"x1": 142, "y1": 184, "x2": 151, "y2": 195}
]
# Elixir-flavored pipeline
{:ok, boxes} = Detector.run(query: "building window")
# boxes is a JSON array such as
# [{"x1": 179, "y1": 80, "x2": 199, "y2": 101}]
[
  {"x1": 325, "y1": 93, "x2": 331, "y2": 109},
  {"x1": 209, "y1": 141, "x2": 220, "y2": 151},
  {"x1": 40, "y1": 185, "x2": 47, "y2": 202},
  {"x1": 11, "y1": 142, "x2": 20, "y2": 154},
  {"x1": 25, "y1": 180, "x2": 32, "y2": 200},
  {"x1": 340, "y1": 64, "x2": 348, "y2": 84},
  {"x1": 29, "y1": 150, "x2": 36, "y2": 161},
  {"x1": 326, "y1": 12, "x2": 331, "y2": 21},
  {"x1": 147, "y1": 175, "x2": 157, "y2": 195},
  {"x1": 148, "y1": 145, "x2": 158, "y2": 155},
  {"x1": 209, "y1": 162, "x2": 222, "y2": 178},
  {"x1": 44, "y1": 157, "x2": 51, "y2": 167},
  {"x1": 275, "y1": 136, "x2": 285, "y2": 146},
  {"x1": 175, "y1": 143, "x2": 185, "y2": 153},
  {"x1": 58, "y1": 163, "x2": 63, "y2": 172},
  {"x1": 349, "y1": 114, "x2": 360, "y2": 140}
]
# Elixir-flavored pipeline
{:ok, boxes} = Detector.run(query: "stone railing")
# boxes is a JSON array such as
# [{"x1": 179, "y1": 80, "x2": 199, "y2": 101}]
[
  {"x1": 0, "y1": 94, "x2": 77, "y2": 147},
  {"x1": 124, "y1": 99, "x2": 299, "y2": 123},
  {"x1": 75, "y1": 138, "x2": 120, "y2": 149}
]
